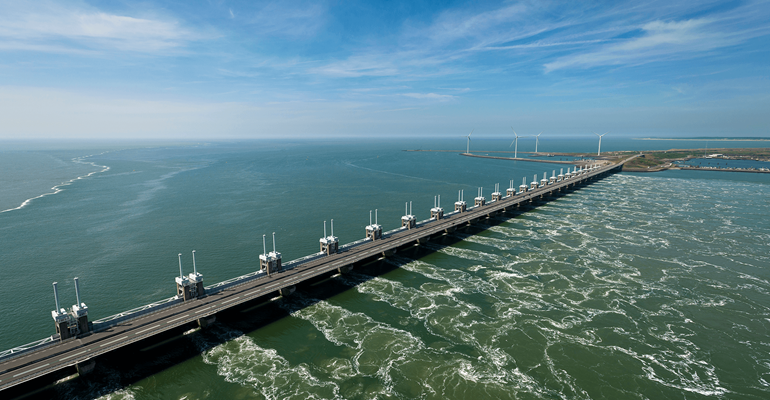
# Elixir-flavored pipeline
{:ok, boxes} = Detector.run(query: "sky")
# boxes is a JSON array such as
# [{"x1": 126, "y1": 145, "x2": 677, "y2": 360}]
[{"x1": 0, "y1": 0, "x2": 769, "y2": 139}]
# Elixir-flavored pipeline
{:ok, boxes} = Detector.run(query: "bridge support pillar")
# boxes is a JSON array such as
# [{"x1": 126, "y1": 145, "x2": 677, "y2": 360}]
[
  {"x1": 176, "y1": 252, "x2": 205, "y2": 302},
  {"x1": 320, "y1": 220, "x2": 339, "y2": 255},
  {"x1": 454, "y1": 190, "x2": 467, "y2": 212},
  {"x1": 416, "y1": 237, "x2": 430, "y2": 245},
  {"x1": 76, "y1": 359, "x2": 96, "y2": 376},
  {"x1": 279, "y1": 286, "x2": 296, "y2": 297},
  {"x1": 402, "y1": 201, "x2": 416, "y2": 228},
  {"x1": 366, "y1": 210, "x2": 382, "y2": 240},
  {"x1": 338, "y1": 265, "x2": 353, "y2": 274},
  {"x1": 198, "y1": 315, "x2": 216, "y2": 328},
  {"x1": 431, "y1": 195, "x2": 444, "y2": 220},
  {"x1": 474, "y1": 187, "x2": 486, "y2": 207},
  {"x1": 382, "y1": 249, "x2": 396, "y2": 257},
  {"x1": 491, "y1": 184, "x2": 502, "y2": 202},
  {"x1": 260, "y1": 233, "x2": 283, "y2": 276}
]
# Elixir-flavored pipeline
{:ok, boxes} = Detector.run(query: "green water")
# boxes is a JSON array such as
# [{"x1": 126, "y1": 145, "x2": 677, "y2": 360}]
[{"x1": 1, "y1": 139, "x2": 769, "y2": 399}]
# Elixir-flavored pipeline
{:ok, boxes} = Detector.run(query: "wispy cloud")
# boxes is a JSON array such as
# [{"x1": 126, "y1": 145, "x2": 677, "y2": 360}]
[
  {"x1": 402, "y1": 92, "x2": 457, "y2": 101},
  {"x1": 311, "y1": 55, "x2": 399, "y2": 77},
  {"x1": 544, "y1": 18, "x2": 736, "y2": 72},
  {"x1": 0, "y1": 1, "x2": 196, "y2": 53},
  {"x1": 244, "y1": 1, "x2": 328, "y2": 39}
]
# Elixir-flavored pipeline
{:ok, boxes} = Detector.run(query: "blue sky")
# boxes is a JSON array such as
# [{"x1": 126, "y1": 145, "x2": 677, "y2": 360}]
[{"x1": 0, "y1": 0, "x2": 768, "y2": 139}]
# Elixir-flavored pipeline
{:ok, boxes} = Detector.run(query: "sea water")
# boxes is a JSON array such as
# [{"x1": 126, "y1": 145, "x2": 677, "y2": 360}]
[{"x1": 1, "y1": 137, "x2": 769, "y2": 399}]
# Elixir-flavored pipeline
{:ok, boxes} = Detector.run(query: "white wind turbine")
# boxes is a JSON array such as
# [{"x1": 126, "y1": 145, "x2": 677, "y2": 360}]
[
  {"x1": 534, "y1": 131, "x2": 543, "y2": 153},
  {"x1": 593, "y1": 131, "x2": 609, "y2": 156},
  {"x1": 509, "y1": 127, "x2": 527, "y2": 158},
  {"x1": 465, "y1": 129, "x2": 474, "y2": 153}
]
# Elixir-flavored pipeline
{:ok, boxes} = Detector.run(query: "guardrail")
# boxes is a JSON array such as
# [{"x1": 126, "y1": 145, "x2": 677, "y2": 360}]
[
  {"x1": 92, "y1": 296, "x2": 183, "y2": 332},
  {"x1": 0, "y1": 335, "x2": 59, "y2": 363},
  {"x1": 0, "y1": 159, "x2": 629, "y2": 361}
]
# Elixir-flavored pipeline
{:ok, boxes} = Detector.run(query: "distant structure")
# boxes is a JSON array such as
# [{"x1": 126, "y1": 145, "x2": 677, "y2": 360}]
[
  {"x1": 509, "y1": 128, "x2": 527, "y2": 158},
  {"x1": 465, "y1": 130, "x2": 474, "y2": 153},
  {"x1": 594, "y1": 131, "x2": 609, "y2": 156}
]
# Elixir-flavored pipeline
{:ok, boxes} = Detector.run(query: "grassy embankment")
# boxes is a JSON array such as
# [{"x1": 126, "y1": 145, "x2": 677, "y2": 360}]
[{"x1": 599, "y1": 148, "x2": 770, "y2": 171}]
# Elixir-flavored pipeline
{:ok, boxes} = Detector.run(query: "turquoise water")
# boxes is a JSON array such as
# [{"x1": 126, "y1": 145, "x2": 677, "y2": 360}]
[{"x1": 1, "y1": 138, "x2": 770, "y2": 399}]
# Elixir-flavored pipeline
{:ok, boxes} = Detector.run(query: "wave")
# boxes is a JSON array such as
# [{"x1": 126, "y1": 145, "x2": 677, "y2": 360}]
[
  {"x1": 198, "y1": 324, "x2": 341, "y2": 399},
  {"x1": 1, "y1": 152, "x2": 110, "y2": 214}
]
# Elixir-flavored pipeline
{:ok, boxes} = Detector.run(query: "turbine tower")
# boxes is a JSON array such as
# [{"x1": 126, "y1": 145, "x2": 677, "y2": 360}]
[
  {"x1": 465, "y1": 129, "x2": 474, "y2": 153},
  {"x1": 534, "y1": 132, "x2": 543, "y2": 153},
  {"x1": 593, "y1": 131, "x2": 609, "y2": 156},
  {"x1": 509, "y1": 127, "x2": 527, "y2": 158}
]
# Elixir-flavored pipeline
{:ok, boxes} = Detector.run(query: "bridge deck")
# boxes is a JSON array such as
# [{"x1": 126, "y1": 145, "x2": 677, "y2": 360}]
[{"x1": 0, "y1": 158, "x2": 633, "y2": 391}]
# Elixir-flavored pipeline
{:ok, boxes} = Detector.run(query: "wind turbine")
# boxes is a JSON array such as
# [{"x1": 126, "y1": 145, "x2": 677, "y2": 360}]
[
  {"x1": 509, "y1": 127, "x2": 526, "y2": 158},
  {"x1": 465, "y1": 129, "x2": 474, "y2": 153},
  {"x1": 593, "y1": 131, "x2": 609, "y2": 156},
  {"x1": 534, "y1": 131, "x2": 543, "y2": 153}
]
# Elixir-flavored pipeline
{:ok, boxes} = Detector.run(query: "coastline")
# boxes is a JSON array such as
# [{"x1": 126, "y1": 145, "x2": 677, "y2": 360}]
[{"x1": 634, "y1": 138, "x2": 770, "y2": 142}]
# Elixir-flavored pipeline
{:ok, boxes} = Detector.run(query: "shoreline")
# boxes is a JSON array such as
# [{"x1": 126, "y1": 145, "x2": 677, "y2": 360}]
[{"x1": 634, "y1": 138, "x2": 770, "y2": 142}]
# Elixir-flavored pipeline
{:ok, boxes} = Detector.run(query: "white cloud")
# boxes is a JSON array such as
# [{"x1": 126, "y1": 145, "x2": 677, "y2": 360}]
[
  {"x1": 544, "y1": 18, "x2": 737, "y2": 72},
  {"x1": 422, "y1": 3, "x2": 528, "y2": 46},
  {"x1": 403, "y1": 92, "x2": 457, "y2": 101},
  {"x1": 312, "y1": 55, "x2": 399, "y2": 77},
  {"x1": 245, "y1": 1, "x2": 328, "y2": 38},
  {"x1": 0, "y1": 1, "x2": 194, "y2": 53}
]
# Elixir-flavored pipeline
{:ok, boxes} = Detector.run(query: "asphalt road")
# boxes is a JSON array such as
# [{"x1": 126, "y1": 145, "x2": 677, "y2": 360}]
[{"x1": 0, "y1": 160, "x2": 631, "y2": 391}]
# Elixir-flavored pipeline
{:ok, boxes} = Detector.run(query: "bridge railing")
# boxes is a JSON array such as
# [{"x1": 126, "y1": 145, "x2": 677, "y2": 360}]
[
  {"x1": 0, "y1": 335, "x2": 59, "y2": 363},
  {"x1": 0, "y1": 160, "x2": 629, "y2": 362},
  {"x1": 91, "y1": 296, "x2": 183, "y2": 332}
]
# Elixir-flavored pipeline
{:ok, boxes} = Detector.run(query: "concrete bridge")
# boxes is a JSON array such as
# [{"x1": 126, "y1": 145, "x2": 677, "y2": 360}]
[{"x1": 0, "y1": 156, "x2": 637, "y2": 393}]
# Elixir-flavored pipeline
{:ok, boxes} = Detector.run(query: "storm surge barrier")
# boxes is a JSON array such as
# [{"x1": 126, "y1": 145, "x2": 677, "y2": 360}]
[{"x1": 0, "y1": 156, "x2": 638, "y2": 392}]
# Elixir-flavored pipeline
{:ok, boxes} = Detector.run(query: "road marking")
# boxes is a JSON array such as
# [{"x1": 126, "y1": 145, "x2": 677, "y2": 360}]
[
  {"x1": 135, "y1": 324, "x2": 161, "y2": 335},
  {"x1": 194, "y1": 306, "x2": 212, "y2": 314},
  {"x1": 13, "y1": 363, "x2": 50, "y2": 377},
  {"x1": 59, "y1": 349, "x2": 89, "y2": 361},
  {"x1": 166, "y1": 314, "x2": 190, "y2": 324},
  {"x1": 222, "y1": 296, "x2": 240, "y2": 304},
  {"x1": 100, "y1": 337, "x2": 124, "y2": 347}
]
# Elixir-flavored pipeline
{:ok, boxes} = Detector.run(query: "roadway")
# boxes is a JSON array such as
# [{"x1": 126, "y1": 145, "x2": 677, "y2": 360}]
[{"x1": 0, "y1": 159, "x2": 631, "y2": 391}]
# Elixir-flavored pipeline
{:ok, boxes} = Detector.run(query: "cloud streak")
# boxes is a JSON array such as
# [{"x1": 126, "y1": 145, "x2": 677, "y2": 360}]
[
  {"x1": 402, "y1": 92, "x2": 457, "y2": 101},
  {"x1": 0, "y1": 1, "x2": 195, "y2": 53},
  {"x1": 544, "y1": 18, "x2": 737, "y2": 72}
]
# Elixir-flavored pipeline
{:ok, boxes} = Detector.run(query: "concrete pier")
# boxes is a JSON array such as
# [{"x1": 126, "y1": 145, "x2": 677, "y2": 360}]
[{"x1": 0, "y1": 157, "x2": 635, "y2": 393}]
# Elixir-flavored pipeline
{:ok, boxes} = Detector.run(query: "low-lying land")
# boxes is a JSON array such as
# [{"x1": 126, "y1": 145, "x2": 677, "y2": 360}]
[{"x1": 599, "y1": 148, "x2": 770, "y2": 172}]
